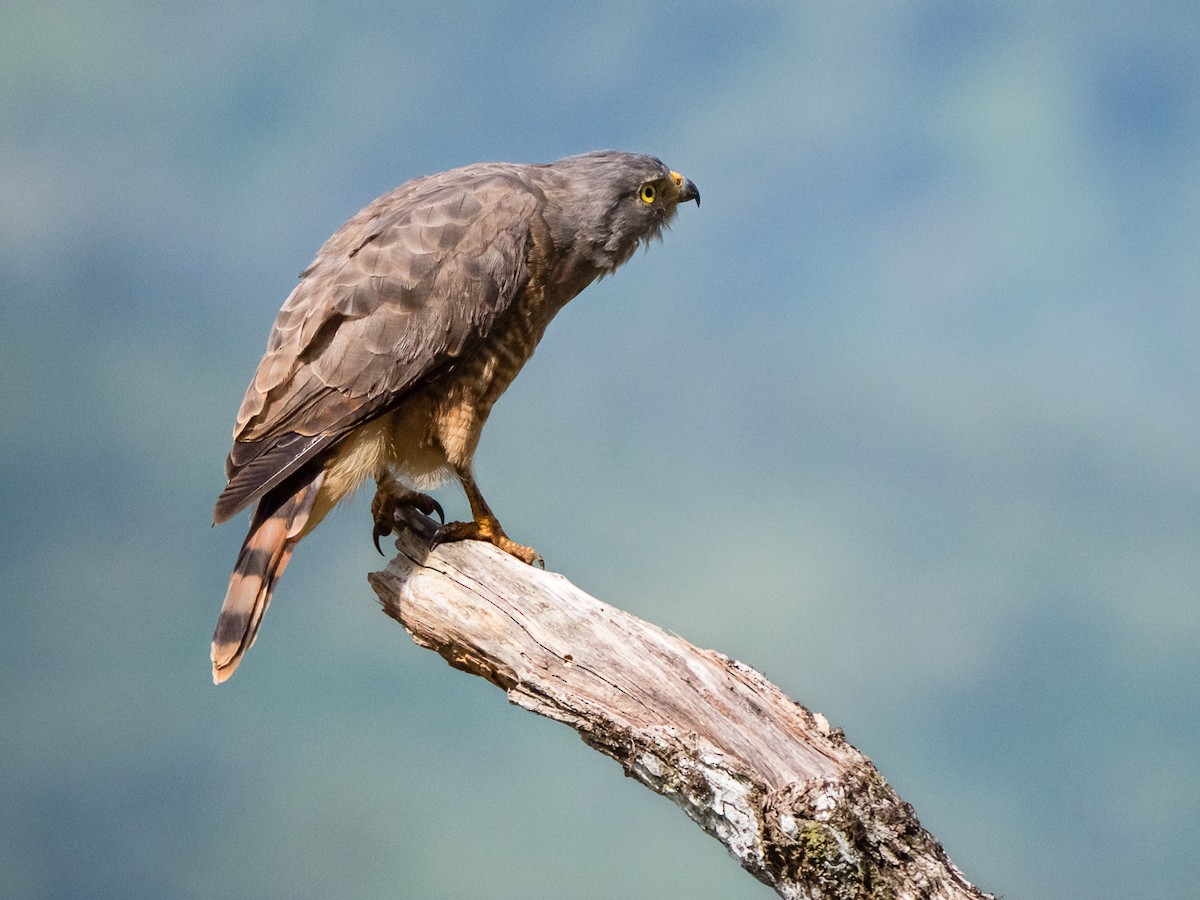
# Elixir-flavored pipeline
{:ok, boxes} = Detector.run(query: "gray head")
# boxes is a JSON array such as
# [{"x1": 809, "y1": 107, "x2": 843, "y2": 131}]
[{"x1": 540, "y1": 150, "x2": 700, "y2": 273}]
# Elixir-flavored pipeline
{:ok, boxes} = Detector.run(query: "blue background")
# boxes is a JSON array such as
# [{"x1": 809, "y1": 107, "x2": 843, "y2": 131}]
[{"x1": 3, "y1": 2, "x2": 1198, "y2": 897}]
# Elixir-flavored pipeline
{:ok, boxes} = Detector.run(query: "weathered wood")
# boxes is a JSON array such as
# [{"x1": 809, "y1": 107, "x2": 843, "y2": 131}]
[{"x1": 368, "y1": 510, "x2": 994, "y2": 900}]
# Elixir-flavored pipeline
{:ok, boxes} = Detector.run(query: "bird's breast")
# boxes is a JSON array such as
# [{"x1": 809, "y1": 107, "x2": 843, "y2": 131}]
[{"x1": 388, "y1": 267, "x2": 588, "y2": 484}]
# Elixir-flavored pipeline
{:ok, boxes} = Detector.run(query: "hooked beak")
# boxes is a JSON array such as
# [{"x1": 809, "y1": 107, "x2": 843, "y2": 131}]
[{"x1": 670, "y1": 170, "x2": 701, "y2": 207}]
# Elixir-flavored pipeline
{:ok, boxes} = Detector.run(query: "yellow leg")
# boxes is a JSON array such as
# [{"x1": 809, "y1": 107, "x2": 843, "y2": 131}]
[{"x1": 431, "y1": 468, "x2": 544, "y2": 567}]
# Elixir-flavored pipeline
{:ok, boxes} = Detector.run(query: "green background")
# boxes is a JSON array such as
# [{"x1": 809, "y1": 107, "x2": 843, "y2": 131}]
[{"x1": 3, "y1": 2, "x2": 1197, "y2": 897}]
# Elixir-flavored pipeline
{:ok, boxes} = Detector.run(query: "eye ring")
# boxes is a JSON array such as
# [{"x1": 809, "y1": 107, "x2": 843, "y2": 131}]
[{"x1": 639, "y1": 183, "x2": 657, "y2": 204}]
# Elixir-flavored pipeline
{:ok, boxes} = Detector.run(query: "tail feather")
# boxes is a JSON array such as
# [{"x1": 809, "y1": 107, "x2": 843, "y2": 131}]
[{"x1": 211, "y1": 472, "x2": 324, "y2": 684}]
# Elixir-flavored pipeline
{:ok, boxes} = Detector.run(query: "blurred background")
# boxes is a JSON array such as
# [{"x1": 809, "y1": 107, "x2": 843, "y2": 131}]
[{"x1": 3, "y1": 1, "x2": 1197, "y2": 897}]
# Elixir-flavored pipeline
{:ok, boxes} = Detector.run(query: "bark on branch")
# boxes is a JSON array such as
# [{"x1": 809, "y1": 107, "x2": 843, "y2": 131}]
[{"x1": 368, "y1": 511, "x2": 994, "y2": 900}]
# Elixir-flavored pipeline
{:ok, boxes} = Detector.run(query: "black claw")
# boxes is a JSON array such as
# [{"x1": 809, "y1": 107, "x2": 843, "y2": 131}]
[
  {"x1": 372, "y1": 490, "x2": 443, "y2": 554},
  {"x1": 429, "y1": 523, "x2": 450, "y2": 550}
]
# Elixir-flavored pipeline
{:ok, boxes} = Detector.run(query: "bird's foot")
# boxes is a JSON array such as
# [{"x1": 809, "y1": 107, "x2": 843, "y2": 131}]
[
  {"x1": 431, "y1": 516, "x2": 544, "y2": 568},
  {"x1": 371, "y1": 482, "x2": 444, "y2": 554}
]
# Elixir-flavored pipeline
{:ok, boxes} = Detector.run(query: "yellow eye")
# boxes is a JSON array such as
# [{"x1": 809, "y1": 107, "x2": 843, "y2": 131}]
[{"x1": 639, "y1": 183, "x2": 657, "y2": 204}]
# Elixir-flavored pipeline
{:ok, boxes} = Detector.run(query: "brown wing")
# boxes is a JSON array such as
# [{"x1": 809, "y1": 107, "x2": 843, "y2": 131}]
[{"x1": 213, "y1": 163, "x2": 542, "y2": 523}]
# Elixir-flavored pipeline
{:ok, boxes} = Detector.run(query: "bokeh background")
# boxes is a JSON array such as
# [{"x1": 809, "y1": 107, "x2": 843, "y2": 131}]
[{"x1": 3, "y1": 1, "x2": 1198, "y2": 897}]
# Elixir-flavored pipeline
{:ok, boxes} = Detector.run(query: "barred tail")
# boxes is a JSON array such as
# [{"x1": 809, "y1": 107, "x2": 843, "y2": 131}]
[{"x1": 211, "y1": 472, "x2": 324, "y2": 684}]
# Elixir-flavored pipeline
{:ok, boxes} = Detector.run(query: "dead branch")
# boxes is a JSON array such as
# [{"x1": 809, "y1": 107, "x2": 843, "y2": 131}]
[{"x1": 368, "y1": 510, "x2": 994, "y2": 900}]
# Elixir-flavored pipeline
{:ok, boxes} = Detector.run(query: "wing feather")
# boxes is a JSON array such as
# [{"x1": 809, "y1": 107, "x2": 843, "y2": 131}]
[{"x1": 214, "y1": 165, "x2": 540, "y2": 523}]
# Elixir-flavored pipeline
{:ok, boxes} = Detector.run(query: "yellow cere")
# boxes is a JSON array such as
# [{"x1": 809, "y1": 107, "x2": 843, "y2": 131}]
[{"x1": 670, "y1": 171, "x2": 683, "y2": 188}]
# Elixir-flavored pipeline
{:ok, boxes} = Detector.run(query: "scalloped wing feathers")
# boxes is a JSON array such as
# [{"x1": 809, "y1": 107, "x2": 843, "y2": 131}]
[{"x1": 213, "y1": 167, "x2": 539, "y2": 523}]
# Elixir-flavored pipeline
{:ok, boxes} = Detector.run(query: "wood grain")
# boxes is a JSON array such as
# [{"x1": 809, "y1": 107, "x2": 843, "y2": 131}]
[{"x1": 369, "y1": 510, "x2": 994, "y2": 900}]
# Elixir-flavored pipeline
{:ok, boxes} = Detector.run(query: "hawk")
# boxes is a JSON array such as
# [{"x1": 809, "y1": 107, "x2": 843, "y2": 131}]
[{"x1": 211, "y1": 150, "x2": 699, "y2": 683}]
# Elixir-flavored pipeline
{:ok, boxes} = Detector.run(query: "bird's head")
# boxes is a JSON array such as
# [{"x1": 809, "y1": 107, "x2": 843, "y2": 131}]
[{"x1": 543, "y1": 150, "x2": 700, "y2": 274}]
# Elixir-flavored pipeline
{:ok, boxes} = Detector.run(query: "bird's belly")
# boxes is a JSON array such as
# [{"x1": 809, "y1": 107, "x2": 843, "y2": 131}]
[{"x1": 384, "y1": 396, "x2": 457, "y2": 490}]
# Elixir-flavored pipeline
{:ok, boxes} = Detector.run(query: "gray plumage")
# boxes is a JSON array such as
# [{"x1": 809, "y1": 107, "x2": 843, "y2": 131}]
[{"x1": 211, "y1": 150, "x2": 699, "y2": 683}]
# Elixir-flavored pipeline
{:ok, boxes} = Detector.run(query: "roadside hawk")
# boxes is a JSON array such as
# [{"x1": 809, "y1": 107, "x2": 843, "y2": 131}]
[{"x1": 211, "y1": 150, "x2": 699, "y2": 683}]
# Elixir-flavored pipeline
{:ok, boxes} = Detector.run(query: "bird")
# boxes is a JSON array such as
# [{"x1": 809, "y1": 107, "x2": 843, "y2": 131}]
[{"x1": 210, "y1": 150, "x2": 700, "y2": 684}]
